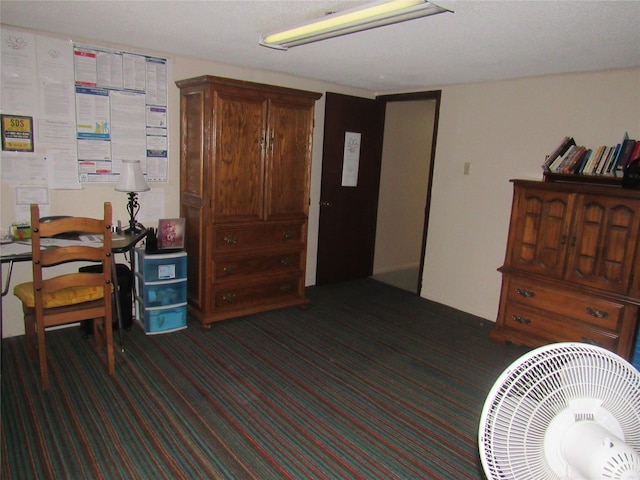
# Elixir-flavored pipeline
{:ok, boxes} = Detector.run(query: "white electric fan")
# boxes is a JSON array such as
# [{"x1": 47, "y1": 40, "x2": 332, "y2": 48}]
[{"x1": 479, "y1": 342, "x2": 640, "y2": 480}]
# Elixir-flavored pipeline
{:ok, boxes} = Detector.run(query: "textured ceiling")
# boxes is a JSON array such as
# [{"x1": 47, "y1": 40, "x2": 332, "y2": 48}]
[{"x1": 2, "y1": 0, "x2": 640, "y2": 93}]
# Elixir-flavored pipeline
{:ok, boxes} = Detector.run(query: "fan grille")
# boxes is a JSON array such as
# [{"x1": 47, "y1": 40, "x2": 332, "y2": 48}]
[{"x1": 479, "y1": 343, "x2": 640, "y2": 480}]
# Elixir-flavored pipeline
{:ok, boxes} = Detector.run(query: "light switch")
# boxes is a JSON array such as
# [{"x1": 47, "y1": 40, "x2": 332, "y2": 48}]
[{"x1": 464, "y1": 162, "x2": 471, "y2": 175}]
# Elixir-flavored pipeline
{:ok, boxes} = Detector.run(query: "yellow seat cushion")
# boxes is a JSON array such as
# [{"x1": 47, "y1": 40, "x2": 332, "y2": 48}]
[{"x1": 14, "y1": 282, "x2": 105, "y2": 309}]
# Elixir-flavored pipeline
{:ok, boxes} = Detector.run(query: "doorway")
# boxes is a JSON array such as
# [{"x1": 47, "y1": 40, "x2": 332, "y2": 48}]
[
  {"x1": 372, "y1": 94, "x2": 439, "y2": 293},
  {"x1": 316, "y1": 90, "x2": 441, "y2": 293}
]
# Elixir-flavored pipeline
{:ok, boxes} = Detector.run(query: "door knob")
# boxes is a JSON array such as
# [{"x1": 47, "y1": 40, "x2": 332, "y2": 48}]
[{"x1": 320, "y1": 200, "x2": 332, "y2": 207}]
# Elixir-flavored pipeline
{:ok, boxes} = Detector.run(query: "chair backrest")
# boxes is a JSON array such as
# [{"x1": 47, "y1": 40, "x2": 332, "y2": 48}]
[{"x1": 30, "y1": 203, "x2": 113, "y2": 325}]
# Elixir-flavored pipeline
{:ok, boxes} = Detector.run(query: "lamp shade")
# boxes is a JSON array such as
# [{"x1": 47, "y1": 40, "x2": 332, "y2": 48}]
[{"x1": 115, "y1": 160, "x2": 150, "y2": 193}]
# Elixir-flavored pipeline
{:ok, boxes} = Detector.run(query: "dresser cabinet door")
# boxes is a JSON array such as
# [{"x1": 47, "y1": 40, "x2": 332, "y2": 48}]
[
  {"x1": 565, "y1": 195, "x2": 640, "y2": 294},
  {"x1": 507, "y1": 186, "x2": 574, "y2": 278}
]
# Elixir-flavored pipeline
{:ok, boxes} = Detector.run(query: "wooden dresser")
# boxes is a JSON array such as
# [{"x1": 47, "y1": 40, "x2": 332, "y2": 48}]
[
  {"x1": 176, "y1": 75, "x2": 321, "y2": 326},
  {"x1": 492, "y1": 179, "x2": 640, "y2": 360}
]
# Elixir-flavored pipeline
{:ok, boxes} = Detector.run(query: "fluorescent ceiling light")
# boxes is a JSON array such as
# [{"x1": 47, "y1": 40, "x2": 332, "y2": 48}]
[{"x1": 260, "y1": 0, "x2": 452, "y2": 50}]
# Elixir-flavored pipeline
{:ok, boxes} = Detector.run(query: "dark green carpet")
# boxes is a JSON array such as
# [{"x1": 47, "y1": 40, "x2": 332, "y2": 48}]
[{"x1": 2, "y1": 279, "x2": 528, "y2": 479}]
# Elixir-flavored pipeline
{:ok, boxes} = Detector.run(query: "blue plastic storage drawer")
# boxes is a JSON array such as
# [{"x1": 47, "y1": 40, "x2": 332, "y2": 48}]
[
  {"x1": 141, "y1": 253, "x2": 187, "y2": 282},
  {"x1": 140, "y1": 303, "x2": 187, "y2": 334},
  {"x1": 142, "y1": 280, "x2": 187, "y2": 307}
]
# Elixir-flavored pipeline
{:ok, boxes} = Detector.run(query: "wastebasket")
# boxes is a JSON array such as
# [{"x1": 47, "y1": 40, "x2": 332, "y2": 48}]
[{"x1": 79, "y1": 263, "x2": 133, "y2": 336}]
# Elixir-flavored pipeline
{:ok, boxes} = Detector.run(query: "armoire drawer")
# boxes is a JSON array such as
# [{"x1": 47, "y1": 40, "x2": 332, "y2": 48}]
[
  {"x1": 213, "y1": 251, "x2": 302, "y2": 282},
  {"x1": 211, "y1": 274, "x2": 303, "y2": 311},
  {"x1": 213, "y1": 222, "x2": 305, "y2": 252},
  {"x1": 506, "y1": 277, "x2": 623, "y2": 331},
  {"x1": 503, "y1": 303, "x2": 618, "y2": 350}
]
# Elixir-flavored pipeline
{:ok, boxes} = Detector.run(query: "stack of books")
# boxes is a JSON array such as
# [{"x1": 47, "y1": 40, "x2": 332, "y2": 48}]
[{"x1": 543, "y1": 133, "x2": 640, "y2": 177}]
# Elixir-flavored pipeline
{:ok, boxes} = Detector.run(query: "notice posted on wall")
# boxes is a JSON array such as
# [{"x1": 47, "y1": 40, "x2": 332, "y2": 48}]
[
  {"x1": 73, "y1": 44, "x2": 169, "y2": 183},
  {"x1": 341, "y1": 131, "x2": 361, "y2": 187}
]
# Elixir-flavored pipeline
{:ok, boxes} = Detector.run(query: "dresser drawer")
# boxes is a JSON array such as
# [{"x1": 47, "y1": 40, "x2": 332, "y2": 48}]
[
  {"x1": 213, "y1": 251, "x2": 302, "y2": 281},
  {"x1": 503, "y1": 303, "x2": 618, "y2": 350},
  {"x1": 213, "y1": 222, "x2": 305, "y2": 252},
  {"x1": 506, "y1": 277, "x2": 623, "y2": 331},
  {"x1": 211, "y1": 274, "x2": 302, "y2": 311}
]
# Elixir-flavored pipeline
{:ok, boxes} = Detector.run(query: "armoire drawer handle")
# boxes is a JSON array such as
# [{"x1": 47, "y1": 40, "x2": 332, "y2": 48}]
[
  {"x1": 586, "y1": 307, "x2": 608, "y2": 319},
  {"x1": 282, "y1": 231, "x2": 294, "y2": 239},
  {"x1": 223, "y1": 265, "x2": 238, "y2": 274},
  {"x1": 512, "y1": 315, "x2": 531, "y2": 325},
  {"x1": 515, "y1": 288, "x2": 535, "y2": 298},
  {"x1": 581, "y1": 337, "x2": 604, "y2": 347},
  {"x1": 223, "y1": 234, "x2": 238, "y2": 245},
  {"x1": 222, "y1": 293, "x2": 236, "y2": 303},
  {"x1": 281, "y1": 256, "x2": 293, "y2": 266},
  {"x1": 280, "y1": 283, "x2": 292, "y2": 292}
]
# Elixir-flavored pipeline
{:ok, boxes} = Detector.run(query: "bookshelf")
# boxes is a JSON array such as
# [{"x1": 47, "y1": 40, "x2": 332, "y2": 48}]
[{"x1": 542, "y1": 171, "x2": 623, "y2": 186}]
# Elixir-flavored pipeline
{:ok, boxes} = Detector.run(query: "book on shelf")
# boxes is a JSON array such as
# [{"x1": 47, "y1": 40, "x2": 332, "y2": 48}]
[
  {"x1": 543, "y1": 136, "x2": 576, "y2": 170},
  {"x1": 605, "y1": 143, "x2": 622, "y2": 175},
  {"x1": 580, "y1": 145, "x2": 603, "y2": 174},
  {"x1": 574, "y1": 148, "x2": 592, "y2": 174},
  {"x1": 615, "y1": 137, "x2": 639, "y2": 177},
  {"x1": 631, "y1": 140, "x2": 640, "y2": 163},
  {"x1": 549, "y1": 145, "x2": 576, "y2": 172},
  {"x1": 559, "y1": 146, "x2": 588, "y2": 174},
  {"x1": 594, "y1": 146, "x2": 613, "y2": 175}
]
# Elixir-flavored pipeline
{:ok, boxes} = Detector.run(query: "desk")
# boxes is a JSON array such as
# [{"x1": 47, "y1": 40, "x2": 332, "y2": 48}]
[{"x1": 1, "y1": 230, "x2": 147, "y2": 350}]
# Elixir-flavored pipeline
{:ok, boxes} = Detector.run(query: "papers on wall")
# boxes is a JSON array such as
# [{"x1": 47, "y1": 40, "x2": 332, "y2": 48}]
[
  {"x1": 15, "y1": 186, "x2": 49, "y2": 221},
  {"x1": 0, "y1": 26, "x2": 170, "y2": 191}
]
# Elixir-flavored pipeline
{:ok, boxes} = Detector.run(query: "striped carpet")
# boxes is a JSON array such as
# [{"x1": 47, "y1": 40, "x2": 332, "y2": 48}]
[{"x1": 2, "y1": 279, "x2": 528, "y2": 479}]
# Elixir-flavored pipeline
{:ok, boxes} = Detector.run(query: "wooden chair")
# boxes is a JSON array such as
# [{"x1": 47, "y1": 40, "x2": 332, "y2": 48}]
[{"x1": 14, "y1": 203, "x2": 114, "y2": 390}]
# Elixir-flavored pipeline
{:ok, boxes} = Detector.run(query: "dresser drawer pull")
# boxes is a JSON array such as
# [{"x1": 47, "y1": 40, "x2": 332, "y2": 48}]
[
  {"x1": 512, "y1": 315, "x2": 531, "y2": 325},
  {"x1": 222, "y1": 293, "x2": 236, "y2": 303},
  {"x1": 515, "y1": 288, "x2": 535, "y2": 298},
  {"x1": 223, "y1": 234, "x2": 238, "y2": 245},
  {"x1": 223, "y1": 265, "x2": 238, "y2": 274},
  {"x1": 281, "y1": 256, "x2": 293, "y2": 266},
  {"x1": 282, "y1": 231, "x2": 295, "y2": 239},
  {"x1": 586, "y1": 307, "x2": 608, "y2": 319},
  {"x1": 581, "y1": 337, "x2": 604, "y2": 348},
  {"x1": 280, "y1": 283, "x2": 292, "y2": 292}
]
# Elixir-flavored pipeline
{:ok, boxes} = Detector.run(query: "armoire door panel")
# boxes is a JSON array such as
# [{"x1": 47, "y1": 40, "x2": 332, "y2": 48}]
[
  {"x1": 213, "y1": 92, "x2": 267, "y2": 223},
  {"x1": 265, "y1": 100, "x2": 314, "y2": 221},
  {"x1": 180, "y1": 89, "x2": 207, "y2": 199}
]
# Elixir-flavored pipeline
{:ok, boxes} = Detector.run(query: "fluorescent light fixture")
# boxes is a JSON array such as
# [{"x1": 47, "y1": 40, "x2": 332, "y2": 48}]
[{"x1": 260, "y1": 0, "x2": 452, "y2": 50}]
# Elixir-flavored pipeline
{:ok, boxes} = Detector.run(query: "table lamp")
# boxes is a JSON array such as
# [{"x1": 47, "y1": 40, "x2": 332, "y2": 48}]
[{"x1": 115, "y1": 160, "x2": 150, "y2": 233}]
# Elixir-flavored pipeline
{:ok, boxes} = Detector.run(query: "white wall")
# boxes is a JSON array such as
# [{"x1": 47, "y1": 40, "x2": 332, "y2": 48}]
[{"x1": 421, "y1": 68, "x2": 640, "y2": 321}]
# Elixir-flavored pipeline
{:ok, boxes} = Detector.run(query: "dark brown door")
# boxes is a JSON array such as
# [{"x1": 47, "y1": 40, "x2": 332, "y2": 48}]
[{"x1": 316, "y1": 92, "x2": 386, "y2": 285}]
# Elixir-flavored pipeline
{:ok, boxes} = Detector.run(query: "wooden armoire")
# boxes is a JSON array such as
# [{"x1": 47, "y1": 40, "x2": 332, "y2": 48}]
[{"x1": 176, "y1": 75, "x2": 321, "y2": 326}]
